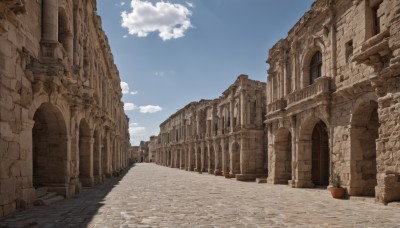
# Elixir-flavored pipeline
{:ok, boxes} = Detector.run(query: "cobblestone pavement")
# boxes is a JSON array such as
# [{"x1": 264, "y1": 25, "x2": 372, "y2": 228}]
[{"x1": 1, "y1": 163, "x2": 400, "y2": 227}]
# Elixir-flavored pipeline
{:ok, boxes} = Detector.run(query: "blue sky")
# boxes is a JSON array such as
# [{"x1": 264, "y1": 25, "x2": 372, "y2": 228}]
[{"x1": 97, "y1": 0, "x2": 314, "y2": 146}]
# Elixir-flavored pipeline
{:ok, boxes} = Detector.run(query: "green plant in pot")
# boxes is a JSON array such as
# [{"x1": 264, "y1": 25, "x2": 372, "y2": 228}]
[{"x1": 329, "y1": 173, "x2": 345, "y2": 199}]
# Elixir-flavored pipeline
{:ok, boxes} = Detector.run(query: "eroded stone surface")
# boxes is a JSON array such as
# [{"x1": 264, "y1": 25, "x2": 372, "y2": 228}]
[{"x1": 0, "y1": 0, "x2": 132, "y2": 216}]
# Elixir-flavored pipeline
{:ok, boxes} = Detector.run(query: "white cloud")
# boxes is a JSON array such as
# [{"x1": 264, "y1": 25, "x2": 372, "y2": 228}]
[
  {"x1": 124, "y1": 103, "x2": 138, "y2": 111},
  {"x1": 121, "y1": 0, "x2": 193, "y2": 41},
  {"x1": 129, "y1": 122, "x2": 146, "y2": 145},
  {"x1": 121, "y1": 1, "x2": 126, "y2": 6},
  {"x1": 123, "y1": 34, "x2": 128, "y2": 38},
  {"x1": 121, "y1": 81, "x2": 138, "y2": 95},
  {"x1": 121, "y1": 81, "x2": 130, "y2": 94},
  {"x1": 139, "y1": 105, "x2": 162, "y2": 113},
  {"x1": 186, "y1": 2, "x2": 194, "y2": 8}
]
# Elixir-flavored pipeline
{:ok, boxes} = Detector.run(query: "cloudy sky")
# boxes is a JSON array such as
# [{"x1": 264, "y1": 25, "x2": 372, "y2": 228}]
[{"x1": 97, "y1": 0, "x2": 314, "y2": 146}]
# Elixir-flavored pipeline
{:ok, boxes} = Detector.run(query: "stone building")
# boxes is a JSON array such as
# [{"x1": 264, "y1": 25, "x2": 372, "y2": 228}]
[
  {"x1": 266, "y1": 0, "x2": 400, "y2": 203},
  {"x1": 148, "y1": 136, "x2": 157, "y2": 163},
  {"x1": 155, "y1": 75, "x2": 267, "y2": 180},
  {"x1": 138, "y1": 141, "x2": 149, "y2": 162},
  {"x1": 0, "y1": 0, "x2": 131, "y2": 216}
]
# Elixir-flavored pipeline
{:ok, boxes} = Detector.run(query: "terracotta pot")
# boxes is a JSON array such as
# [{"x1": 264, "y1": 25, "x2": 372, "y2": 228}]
[{"x1": 330, "y1": 187, "x2": 345, "y2": 199}]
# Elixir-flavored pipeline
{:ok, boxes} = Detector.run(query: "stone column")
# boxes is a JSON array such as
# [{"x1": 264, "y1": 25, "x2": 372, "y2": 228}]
[
  {"x1": 79, "y1": 136, "x2": 94, "y2": 187},
  {"x1": 42, "y1": 0, "x2": 58, "y2": 42},
  {"x1": 229, "y1": 99, "x2": 234, "y2": 133}
]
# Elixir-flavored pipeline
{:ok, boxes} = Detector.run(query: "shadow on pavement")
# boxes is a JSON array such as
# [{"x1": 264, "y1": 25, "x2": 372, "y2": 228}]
[{"x1": 0, "y1": 163, "x2": 136, "y2": 228}]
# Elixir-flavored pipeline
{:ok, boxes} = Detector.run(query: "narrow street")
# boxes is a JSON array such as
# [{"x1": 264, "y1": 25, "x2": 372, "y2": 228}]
[{"x1": 1, "y1": 163, "x2": 400, "y2": 227}]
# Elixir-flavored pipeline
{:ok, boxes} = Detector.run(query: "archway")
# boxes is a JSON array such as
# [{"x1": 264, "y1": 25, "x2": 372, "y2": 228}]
[
  {"x1": 224, "y1": 140, "x2": 230, "y2": 176},
  {"x1": 274, "y1": 128, "x2": 292, "y2": 184},
  {"x1": 176, "y1": 149, "x2": 181, "y2": 168},
  {"x1": 203, "y1": 146, "x2": 209, "y2": 172},
  {"x1": 101, "y1": 132, "x2": 109, "y2": 177},
  {"x1": 215, "y1": 144, "x2": 223, "y2": 175},
  {"x1": 93, "y1": 129, "x2": 101, "y2": 184},
  {"x1": 209, "y1": 145, "x2": 215, "y2": 174},
  {"x1": 79, "y1": 119, "x2": 93, "y2": 187},
  {"x1": 196, "y1": 147, "x2": 201, "y2": 172},
  {"x1": 32, "y1": 103, "x2": 68, "y2": 193},
  {"x1": 311, "y1": 120, "x2": 329, "y2": 186},
  {"x1": 350, "y1": 101, "x2": 379, "y2": 196},
  {"x1": 231, "y1": 141, "x2": 240, "y2": 175}
]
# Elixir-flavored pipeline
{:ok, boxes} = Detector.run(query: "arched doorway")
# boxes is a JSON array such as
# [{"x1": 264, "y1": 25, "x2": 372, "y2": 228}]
[
  {"x1": 196, "y1": 147, "x2": 202, "y2": 172},
  {"x1": 350, "y1": 101, "x2": 379, "y2": 196},
  {"x1": 102, "y1": 132, "x2": 109, "y2": 177},
  {"x1": 79, "y1": 119, "x2": 93, "y2": 187},
  {"x1": 209, "y1": 145, "x2": 215, "y2": 174},
  {"x1": 311, "y1": 120, "x2": 329, "y2": 186},
  {"x1": 215, "y1": 144, "x2": 223, "y2": 175},
  {"x1": 231, "y1": 142, "x2": 240, "y2": 175},
  {"x1": 203, "y1": 147, "x2": 209, "y2": 172},
  {"x1": 176, "y1": 149, "x2": 181, "y2": 168},
  {"x1": 93, "y1": 129, "x2": 101, "y2": 184},
  {"x1": 32, "y1": 103, "x2": 68, "y2": 194},
  {"x1": 274, "y1": 128, "x2": 292, "y2": 184}
]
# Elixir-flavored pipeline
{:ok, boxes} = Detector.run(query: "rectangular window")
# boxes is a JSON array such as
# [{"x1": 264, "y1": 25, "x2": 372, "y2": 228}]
[
  {"x1": 345, "y1": 40, "x2": 353, "y2": 63},
  {"x1": 370, "y1": 0, "x2": 383, "y2": 36}
]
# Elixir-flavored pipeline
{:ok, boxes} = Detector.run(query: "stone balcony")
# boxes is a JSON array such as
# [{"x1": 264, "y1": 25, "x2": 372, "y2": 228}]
[
  {"x1": 286, "y1": 76, "x2": 332, "y2": 108},
  {"x1": 267, "y1": 98, "x2": 287, "y2": 114}
]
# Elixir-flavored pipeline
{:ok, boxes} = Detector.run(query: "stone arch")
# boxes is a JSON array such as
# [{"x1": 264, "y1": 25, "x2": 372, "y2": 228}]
[
  {"x1": 301, "y1": 44, "x2": 325, "y2": 88},
  {"x1": 231, "y1": 141, "x2": 240, "y2": 175},
  {"x1": 298, "y1": 116, "x2": 330, "y2": 187},
  {"x1": 349, "y1": 100, "x2": 379, "y2": 196},
  {"x1": 79, "y1": 119, "x2": 93, "y2": 187},
  {"x1": 273, "y1": 128, "x2": 292, "y2": 184},
  {"x1": 32, "y1": 103, "x2": 68, "y2": 194}
]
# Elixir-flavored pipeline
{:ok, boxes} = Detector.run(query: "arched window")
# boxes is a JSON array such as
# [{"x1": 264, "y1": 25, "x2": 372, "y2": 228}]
[{"x1": 310, "y1": 51, "x2": 322, "y2": 84}]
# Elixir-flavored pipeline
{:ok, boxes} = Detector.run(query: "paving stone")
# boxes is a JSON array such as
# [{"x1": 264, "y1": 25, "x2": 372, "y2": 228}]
[{"x1": 1, "y1": 163, "x2": 400, "y2": 227}]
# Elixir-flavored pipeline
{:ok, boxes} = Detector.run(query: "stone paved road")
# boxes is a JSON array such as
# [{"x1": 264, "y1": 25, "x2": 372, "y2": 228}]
[{"x1": 1, "y1": 163, "x2": 400, "y2": 228}]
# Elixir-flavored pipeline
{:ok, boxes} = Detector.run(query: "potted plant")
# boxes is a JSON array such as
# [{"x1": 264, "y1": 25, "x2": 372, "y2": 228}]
[{"x1": 329, "y1": 173, "x2": 346, "y2": 199}]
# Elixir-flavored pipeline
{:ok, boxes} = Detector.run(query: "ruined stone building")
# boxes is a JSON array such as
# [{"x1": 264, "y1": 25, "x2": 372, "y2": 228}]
[
  {"x1": 155, "y1": 75, "x2": 267, "y2": 180},
  {"x1": 138, "y1": 141, "x2": 149, "y2": 163},
  {"x1": 148, "y1": 136, "x2": 157, "y2": 163},
  {"x1": 0, "y1": 0, "x2": 131, "y2": 216},
  {"x1": 266, "y1": 0, "x2": 400, "y2": 203}
]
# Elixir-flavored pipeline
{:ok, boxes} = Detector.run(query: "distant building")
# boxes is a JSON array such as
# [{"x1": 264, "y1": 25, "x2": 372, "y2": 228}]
[{"x1": 155, "y1": 75, "x2": 267, "y2": 180}]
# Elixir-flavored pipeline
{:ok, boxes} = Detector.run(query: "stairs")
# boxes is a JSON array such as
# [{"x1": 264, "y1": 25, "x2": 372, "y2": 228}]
[{"x1": 33, "y1": 187, "x2": 65, "y2": 206}]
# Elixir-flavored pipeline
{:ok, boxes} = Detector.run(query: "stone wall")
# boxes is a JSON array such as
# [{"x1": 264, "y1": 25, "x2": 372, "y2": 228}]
[
  {"x1": 266, "y1": 0, "x2": 400, "y2": 203},
  {"x1": 155, "y1": 75, "x2": 267, "y2": 180},
  {"x1": 0, "y1": 0, "x2": 131, "y2": 216}
]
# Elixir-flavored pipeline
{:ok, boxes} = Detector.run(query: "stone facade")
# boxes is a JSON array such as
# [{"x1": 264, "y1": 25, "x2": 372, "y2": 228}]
[
  {"x1": 138, "y1": 141, "x2": 149, "y2": 163},
  {"x1": 266, "y1": 0, "x2": 400, "y2": 203},
  {"x1": 148, "y1": 136, "x2": 157, "y2": 163},
  {"x1": 155, "y1": 75, "x2": 267, "y2": 180},
  {"x1": 0, "y1": 0, "x2": 131, "y2": 216}
]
